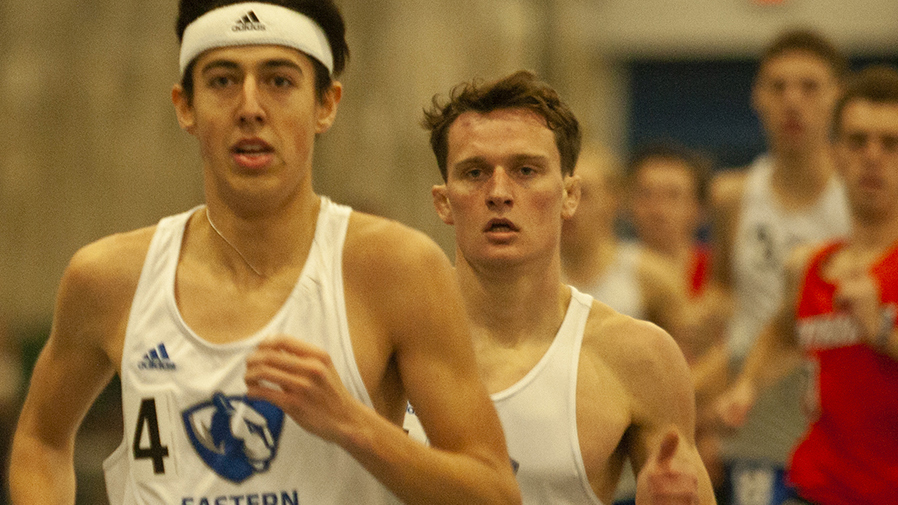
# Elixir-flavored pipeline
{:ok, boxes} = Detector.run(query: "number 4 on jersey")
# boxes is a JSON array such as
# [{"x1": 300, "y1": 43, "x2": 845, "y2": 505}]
[{"x1": 133, "y1": 398, "x2": 170, "y2": 474}]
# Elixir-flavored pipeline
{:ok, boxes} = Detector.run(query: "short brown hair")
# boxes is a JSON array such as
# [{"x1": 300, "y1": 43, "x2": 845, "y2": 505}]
[
  {"x1": 627, "y1": 141, "x2": 713, "y2": 205},
  {"x1": 833, "y1": 65, "x2": 898, "y2": 136},
  {"x1": 759, "y1": 28, "x2": 848, "y2": 81},
  {"x1": 423, "y1": 70, "x2": 581, "y2": 181}
]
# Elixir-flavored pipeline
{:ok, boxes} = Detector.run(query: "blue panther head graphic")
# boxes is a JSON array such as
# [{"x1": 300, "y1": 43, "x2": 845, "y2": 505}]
[{"x1": 183, "y1": 392, "x2": 285, "y2": 483}]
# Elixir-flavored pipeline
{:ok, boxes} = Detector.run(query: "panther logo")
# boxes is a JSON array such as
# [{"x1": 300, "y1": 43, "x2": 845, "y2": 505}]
[{"x1": 183, "y1": 392, "x2": 285, "y2": 483}]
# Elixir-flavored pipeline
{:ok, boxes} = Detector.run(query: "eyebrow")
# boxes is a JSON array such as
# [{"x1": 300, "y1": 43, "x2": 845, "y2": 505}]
[
  {"x1": 511, "y1": 154, "x2": 550, "y2": 166},
  {"x1": 449, "y1": 154, "x2": 549, "y2": 176},
  {"x1": 454, "y1": 154, "x2": 549, "y2": 167},
  {"x1": 199, "y1": 58, "x2": 305, "y2": 76},
  {"x1": 260, "y1": 59, "x2": 305, "y2": 74}
]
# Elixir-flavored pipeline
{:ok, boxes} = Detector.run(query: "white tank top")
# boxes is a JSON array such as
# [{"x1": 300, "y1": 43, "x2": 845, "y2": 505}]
[
  {"x1": 576, "y1": 243, "x2": 644, "y2": 500},
  {"x1": 727, "y1": 156, "x2": 851, "y2": 360},
  {"x1": 493, "y1": 287, "x2": 603, "y2": 505},
  {"x1": 722, "y1": 156, "x2": 851, "y2": 465},
  {"x1": 103, "y1": 197, "x2": 400, "y2": 505},
  {"x1": 578, "y1": 242, "x2": 645, "y2": 320},
  {"x1": 404, "y1": 287, "x2": 603, "y2": 505}
]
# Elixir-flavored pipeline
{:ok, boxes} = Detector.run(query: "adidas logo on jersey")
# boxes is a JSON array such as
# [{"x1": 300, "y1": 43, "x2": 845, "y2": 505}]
[
  {"x1": 138, "y1": 343, "x2": 176, "y2": 370},
  {"x1": 232, "y1": 11, "x2": 266, "y2": 32}
]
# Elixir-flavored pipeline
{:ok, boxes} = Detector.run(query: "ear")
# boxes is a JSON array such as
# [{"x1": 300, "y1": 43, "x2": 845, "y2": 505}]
[
  {"x1": 172, "y1": 84, "x2": 196, "y2": 134},
  {"x1": 750, "y1": 79, "x2": 762, "y2": 115},
  {"x1": 432, "y1": 184, "x2": 454, "y2": 225},
  {"x1": 561, "y1": 174, "x2": 581, "y2": 220},
  {"x1": 316, "y1": 81, "x2": 343, "y2": 134},
  {"x1": 833, "y1": 139, "x2": 850, "y2": 179}
]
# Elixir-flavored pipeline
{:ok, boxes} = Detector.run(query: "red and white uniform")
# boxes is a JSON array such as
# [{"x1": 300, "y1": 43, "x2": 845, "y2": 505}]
[{"x1": 791, "y1": 242, "x2": 898, "y2": 505}]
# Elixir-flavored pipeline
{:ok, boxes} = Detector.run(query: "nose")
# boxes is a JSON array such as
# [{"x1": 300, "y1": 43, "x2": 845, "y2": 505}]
[
  {"x1": 783, "y1": 84, "x2": 801, "y2": 104},
  {"x1": 238, "y1": 76, "x2": 266, "y2": 127},
  {"x1": 862, "y1": 138, "x2": 884, "y2": 166},
  {"x1": 486, "y1": 167, "x2": 514, "y2": 209},
  {"x1": 780, "y1": 82, "x2": 807, "y2": 111}
]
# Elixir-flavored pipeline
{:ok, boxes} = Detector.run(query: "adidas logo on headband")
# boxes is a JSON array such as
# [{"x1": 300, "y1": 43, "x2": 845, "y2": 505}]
[
  {"x1": 179, "y1": 2, "x2": 336, "y2": 76},
  {"x1": 233, "y1": 11, "x2": 265, "y2": 32}
]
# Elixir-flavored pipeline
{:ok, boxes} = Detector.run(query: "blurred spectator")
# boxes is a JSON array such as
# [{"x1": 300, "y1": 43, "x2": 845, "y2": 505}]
[
  {"x1": 701, "y1": 28, "x2": 851, "y2": 505},
  {"x1": 717, "y1": 64, "x2": 898, "y2": 505},
  {"x1": 627, "y1": 142, "x2": 713, "y2": 298},
  {"x1": 561, "y1": 144, "x2": 687, "y2": 335},
  {"x1": 626, "y1": 141, "x2": 732, "y2": 493}
]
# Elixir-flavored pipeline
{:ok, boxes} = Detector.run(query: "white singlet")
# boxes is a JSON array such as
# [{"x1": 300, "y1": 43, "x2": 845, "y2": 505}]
[
  {"x1": 577, "y1": 242, "x2": 646, "y2": 321},
  {"x1": 568, "y1": 243, "x2": 645, "y2": 501},
  {"x1": 404, "y1": 287, "x2": 603, "y2": 504},
  {"x1": 571, "y1": 241, "x2": 643, "y2": 502},
  {"x1": 723, "y1": 155, "x2": 850, "y2": 465},
  {"x1": 103, "y1": 198, "x2": 400, "y2": 505},
  {"x1": 727, "y1": 156, "x2": 851, "y2": 360}
]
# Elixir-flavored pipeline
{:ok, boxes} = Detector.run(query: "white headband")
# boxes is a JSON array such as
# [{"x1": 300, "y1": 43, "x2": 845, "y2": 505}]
[{"x1": 179, "y1": 2, "x2": 334, "y2": 77}]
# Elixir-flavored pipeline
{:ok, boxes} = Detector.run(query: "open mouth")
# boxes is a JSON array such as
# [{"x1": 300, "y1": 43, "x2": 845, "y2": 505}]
[
  {"x1": 232, "y1": 139, "x2": 275, "y2": 168},
  {"x1": 233, "y1": 140, "x2": 274, "y2": 156},
  {"x1": 859, "y1": 176, "x2": 883, "y2": 190},
  {"x1": 484, "y1": 219, "x2": 519, "y2": 233},
  {"x1": 783, "y1": 117, "x2": 804, "y2": 135}
]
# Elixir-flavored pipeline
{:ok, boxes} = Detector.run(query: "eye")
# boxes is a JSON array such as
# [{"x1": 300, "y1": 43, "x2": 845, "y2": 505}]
[
  {"x1": 466, "y1": 168, "x2": 483, "y2": 179},
  {"x1": 667, "y1": 187, "x2": 686, "y2": 201},
  {"x1": 207, "y1": 74, "x2": 235, "y2": 89},
  {"x1": 270, "y1": 75, "x2": 295, "y2": 88},
  {"x1": 801, "y1": 79, "x2": 820, "y2": 95},
  {"x1": 519, "y1": 166, "x2": 536, "y2": 176},
  {"x1": 845, "y1": 133, "x2": 867, "y2": 151},
  {"x1": 881, "y1": 135, "x2": 898, "y2": 152}
]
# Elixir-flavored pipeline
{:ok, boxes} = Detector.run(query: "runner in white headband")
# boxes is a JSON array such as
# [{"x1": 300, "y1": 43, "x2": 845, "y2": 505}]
[{"x1": 179, "y1": 2, "x2": 334, "y2": 77}]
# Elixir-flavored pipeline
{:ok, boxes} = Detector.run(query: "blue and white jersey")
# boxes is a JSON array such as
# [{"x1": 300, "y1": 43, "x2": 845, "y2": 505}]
[
  {"x1": 104, "y1": 197, "x2": 400, "y2": 505},
  {"x1": 728, "y1": 155, "x2": 851, "y2": 361},
  {"x1": 723, "y1": 155, "x2": 851, "y2": 467}
]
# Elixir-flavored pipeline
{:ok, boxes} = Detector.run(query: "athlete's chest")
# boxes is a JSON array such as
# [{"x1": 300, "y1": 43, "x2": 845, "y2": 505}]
[
  {"x1": 735, "y1": 212, "x2": 819, "y2": 274},
  {"x1": 474, "y1": 336, "x2": 554, "y2": 395},
  {"x1": 117, "y1": 267, "x2": 376, "y2": 486},
  {"x1": 175, "y1": 267, "x2": 304, "y2": 344}
]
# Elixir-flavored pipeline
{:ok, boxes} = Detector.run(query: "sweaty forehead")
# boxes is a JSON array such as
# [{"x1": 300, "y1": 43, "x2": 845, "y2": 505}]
[
  {"x1": 637, "y1": 157, "x2": 691, "y2": 174},
  {"x1": 758, "y1": 50, "x2": 836, "y2": 82},
  {"x1": 194, "y1": 44, "x2": 314, "y2": 72},
  {"x1": 841, "y1": 100, "x2": 898, "y2": 133},
  {"x1": 447, "y1": 109, "x2": 557, "y2": 161},
  {"x1": 636, "y1": 162, "x2": 692, "y2": 189},
  {"x1": 453, "y1": 108, "x2": 549, "y2": 132}
]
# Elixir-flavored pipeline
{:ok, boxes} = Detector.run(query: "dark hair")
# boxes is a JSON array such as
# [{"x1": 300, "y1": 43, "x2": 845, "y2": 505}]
[
  {"x1": 758, "y1": 28, "x2": 848, "y2": 81},
  {"x1": 176, "y1": 0, "x2": 349, "y2": 104},
  {"x1": 626, "y1": 141, "x2": 713, "y2": 204},
  {"x1": 833, "y1": 65, "x2": 898, "y2": 136},
  {"x1": 423, "y1": 70, "x2": 581, "y2": 181}
]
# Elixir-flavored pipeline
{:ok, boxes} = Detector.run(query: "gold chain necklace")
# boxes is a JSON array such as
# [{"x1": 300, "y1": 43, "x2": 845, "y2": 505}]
[{"x1": 205, "y1": 207, "x2": 264, "y2": 277}]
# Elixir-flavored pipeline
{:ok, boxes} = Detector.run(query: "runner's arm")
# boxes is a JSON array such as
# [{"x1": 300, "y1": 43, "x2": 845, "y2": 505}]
[{"x1": 10, "y1": 234, "x2": 141, "y2": 504}]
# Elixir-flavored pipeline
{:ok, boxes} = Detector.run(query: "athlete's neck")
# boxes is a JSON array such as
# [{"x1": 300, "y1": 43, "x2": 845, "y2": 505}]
[
  {"x1": 456, "y1": 254, "x2": 569, "y2": 347},
  {"x1": 201, "y1": 192, "x2": 321, "y2": 280},
  {"x1": 851, "y1": 207, "x2": 898, "y2": 256},
  {"x1": 769, "y1": 147, "x2": 836, "y2": 210}
]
